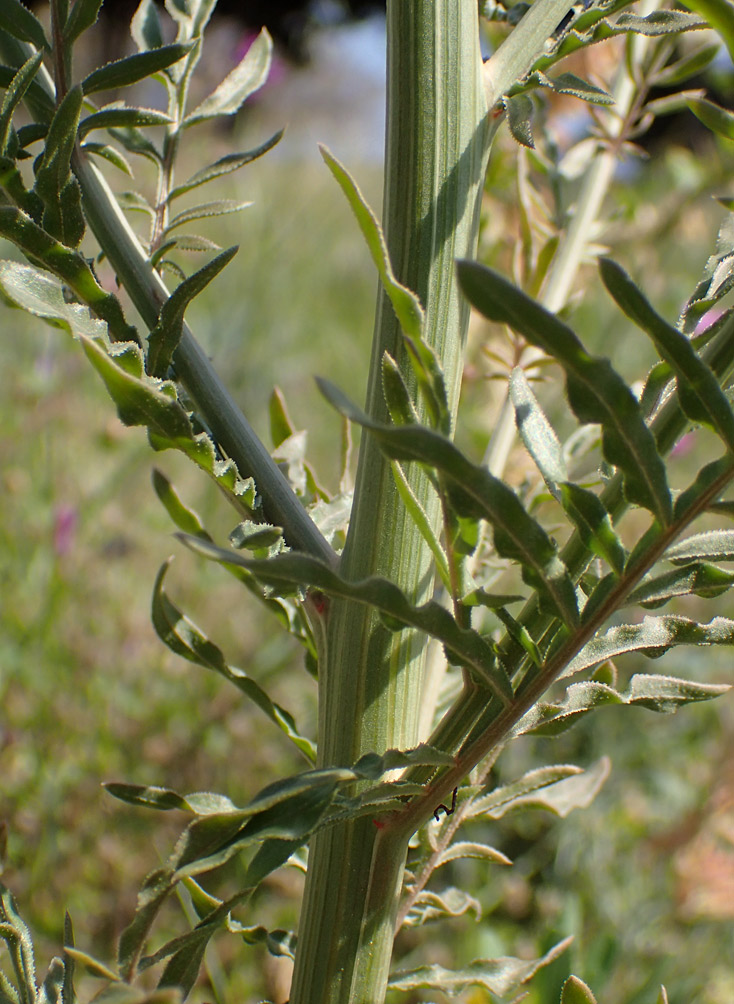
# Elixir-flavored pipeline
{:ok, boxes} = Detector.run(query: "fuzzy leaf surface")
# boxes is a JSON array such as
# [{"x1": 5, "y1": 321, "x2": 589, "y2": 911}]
[
  {"x1": 82, "y1": 45, "x2": 193, "y2": 95},
  {"x1": 185, "y1": 29, "x2": 272, "y2": 125},
  {"x1": 404, "y1": 888, "x2": 481, "y2": 927},
  {"x1": 63, "y1": 0, "x2": 103, "y2": 44},
  {"x1": 78, "y1": 106, "x2": 172, "y2": 139},
  {"x1": 665, "y1": 529, "x2": 734, "y2": 564},
  {"x1": 387, "y1": 938, "x2": 571, "y2": 998},
  {"x1": 0, "y1": 52, "x2": 42, "y2": 154},
  {"x1": 147, "y1": 245, "x2": 237, "y2": 376},
  {"x1": 168, "y1": 131, "x2": 282, "y2": 199},
  {"x1": 565, "y1": 616, "x2": 734, "y2": 677},
  {"x1": 561, "y1": 976, "x2": 598, "y2": 1004},
  {"x1": 465, "y1": 765, "x2": 583, "y2": 819},
  {"x1": 458, "y1": 260, "x2": 671, "y2": 524},
  {"x1": 520, "y1": 674, "x2": 730, "y2": 736}
]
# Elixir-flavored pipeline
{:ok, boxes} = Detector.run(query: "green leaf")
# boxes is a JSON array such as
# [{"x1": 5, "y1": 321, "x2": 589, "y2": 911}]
[
  {"x1": 168, "y1": 131, "x2": 283, "y2": 200},
  {"x1": 63, "y1": 0, "x2": 103, "y2": 44},
  {"x1": 665, "y1": 529, "x2": 734, "y2": 564},
  {"x1": 0, "y1": 884, "x2": 36, "y2": 1004},
  {"x1": 80, "y1": 335, "x2": 193, "y2": 439},
  {"x1": 176, "y1": 536, "x2": 514, "y2": 704},
  {"x1": 521, "y1": 673, "x2": 730, "y2": 737},
  {"x1": 131, "y1": 0, "x2": 164, "y2": 51},
  {"x1": 653, "y1": 43, "x2": 719, "y2": 87},
  {"x1": 560, "y1": 482, "x2": 626, "y2": 576},
  {"x1": 657, "y1": 987, "x2": 669, "y2": 1004},
  {"x1": 152, "y1": 469, "x2": 209, "y2": 538},
  {"x1": 387, "y1": 938, "x2": 572, "y2": 998},
  {"x1": 82, "y1": 44, "x2": 194, "y2": 95},
  {"x1": 687, "y1": 96, "x2": 734, "y2": 141},
  {"x1": 628, "y1": 562, "x2": 734, "y2": 607},
  {"x1": 62, "y1": 914, "x2": 75, "y2": 1004},
  {"x1": 510, "y1": 367, "x2": 567, "y2": 495},
  {"x1": 60, "y1": 949, "x2": 118, "y2": 983},
  {"x1": 404, "y1": 888, "x2": 481, "y2": 928},
  {"x1": 81, "y1": 142, "x2": 133, "y2": 176},
  {"x1": 403, "y1": 333, "x2": 450, "y2": 434},
  {"x1": 157, "y1": 933, "x2": 210, "y2": 999},
  {"x1": 683, "y1": 0, "x2": 734, "y2": 63},
  {"x1": 317, "y1": 378, "x2": 579, "y2": 628},
  {"x1": 0, "y1": 972, "x2": 20, "y2": 1004},
  {"x1": 566, "y1": 616, "x2": 734, "y2": 678},
  {"x1": 147, "y1": 245, "x2": 237, "y2": 377},
  {"x1": 458, "y1": 260, "x2": 672, "y2": 525},
  {"x1": 38, "y1": 959, "x2": 65, "y2": 1004},
  {"x1": 320, "y1": 145, "x2": 424, "y2": 340},
  {"x1": 615, "y1": 9, "x2": 707, "y2": 35},
  {"x1": 78, "y1": 106, "x2": 172, "y2": 140},
  {"x1": 117, "y1": 870, "x2": 173, "y2": 981},
  {"x1": 148, "y1": 429, "x2": 257, "y2": 510},
  {"x1": 32, "y1": 85, "x2": 85, "y2": 245},
  {"x1": 391, "y1": 461, "x2": 451, "y2": 590},
  {"x1": 104, "y1": 783, "x2": 236, "y2": 814},
  {"x1": 461, "y1": 765, "x2": 583, "y2": 820},
  {"x1": 505, "y1": 92, "x2": 534, "y2": 148},
  {"x1": 238, "y1": 925, "x2": 296, "y2": 960},
  {"x1": 546, "y1": 72, "x2": 613, "y2": 105},
  {"x1": 600, "y1": 258, "x2": 734, "y2": 451},
  {"x1": 0, "y1": 0, "x2": 48, "y2": 51},
  {"x1": 0, "y1": 260, "x2": 105, "y2": 339},
  {"x1": 674, "y1": 455, "x2": 734, "y2": 522},
  {"x1": 184, "y1": 28, "x2": 272, "y2": 126},
  {"x1": 435, "y1": 841, "x2": 512, "y2": 868},
  {"x1": 468, "y1": 762, "x2": 605, "y2": 819},
  {"x1": 269, "y1": 386, "x2": 297, "y2": 448},
  {"x1": 561, "y1": 975, "x2": 598, "y2": 1004},
  {"x1": 164, "y1": 200, "x2": 251, "y2": 233},
  {"x1": 151, "y1": 560, "x2": 316, "y2": 760},
  {"x1": 382, "y1": 352, "x2": 420, "y2": 426},
  {"x1": 0, "y1": 51, "x2": 42, "y2": 154}
]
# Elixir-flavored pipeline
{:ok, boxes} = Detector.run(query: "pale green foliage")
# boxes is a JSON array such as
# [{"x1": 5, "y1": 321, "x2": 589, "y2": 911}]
[{"x1": 0, "y1": 1, "x2": 733, "y2": 1003}]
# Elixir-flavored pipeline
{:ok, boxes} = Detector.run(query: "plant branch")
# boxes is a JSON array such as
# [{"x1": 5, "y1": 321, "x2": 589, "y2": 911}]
[{"x1": 0, "y1": 30, "x2": 336, "y2": 566}]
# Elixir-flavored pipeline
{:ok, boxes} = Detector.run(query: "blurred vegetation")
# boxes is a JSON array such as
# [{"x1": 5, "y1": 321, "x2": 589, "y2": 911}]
[{"x1": 2, "y1": 28, "x2": 734, "y2": 1004}]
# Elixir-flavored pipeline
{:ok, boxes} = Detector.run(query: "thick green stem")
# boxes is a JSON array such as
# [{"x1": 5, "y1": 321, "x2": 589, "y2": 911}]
[{"x1": 289, "y1": 4, "x2": 489, "y2": 1003}]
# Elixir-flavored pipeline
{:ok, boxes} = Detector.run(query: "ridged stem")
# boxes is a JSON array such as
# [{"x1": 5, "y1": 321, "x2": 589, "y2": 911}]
[{"x1": 289, "y1": 4, "x2": 489, "y2": 1002}]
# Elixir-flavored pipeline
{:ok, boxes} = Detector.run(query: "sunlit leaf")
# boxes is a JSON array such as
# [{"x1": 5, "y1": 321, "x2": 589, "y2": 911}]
[
  {"x1": 62, "y1": 949, "x2": 118, "y2": 983},
  {"x1": 238, "y1": 925, "x2": 296, "y2": 960},
  {"x1": 131, "y1": 0, "x2": 164, "y2": 51},
  {"x1": 665, "y1": 529, "x2": 734, "y2": 564},
  {"x1": 81, "y1": 141, "x2": 133, "y2": 176},
  {"x1": 684, "y1": 0, "x2": 734, "y2": 62},
  {"x1": 465, "y1": 765, "x2": 583, "y2": 819},
  {"x1": 628, "y1": 562, "x2": 734, "y2": 607},
  {"x1": 0, "y1": 51, "x2": 42, "y2": 154},
  {"x1": 387, "y1": 938, "x2": 572, "y2": 997},
  {"x1": 505, "y1": 92, "x2": 534, "y2": 148},
  {"x1": 390, "y1": 460, "x2": 451, "y2": 590},
  {"x1": 520, "y1": 674, "x2": 730, "y2": 736},
  {"x1": 79, "y1": 106, "x2": 172, "y2": 140},
  {"x1": 168, "y1": 131, "x2": 283, "y2": 200},
  {"x1": 320, "y1": 145, "x2": 424, "y2": 340},
  {"x1": 164, "y1": 199, "x2": 251, "y2": 233},
  {"x1": 185, "y1": 29, "x2": 272, "y2": 126},
  {"x1": 435, "y1": 841, "x2": 512, "y2": 868},
  {"x1": 560, "y1": 482, "x2": 626, "y2": 575},
  {"x1": 403, "y1": 887, "x2": 481, "y2": 927},
  {"x1": 561, "y1": 975, "x2": 598, "y2": 1004}
]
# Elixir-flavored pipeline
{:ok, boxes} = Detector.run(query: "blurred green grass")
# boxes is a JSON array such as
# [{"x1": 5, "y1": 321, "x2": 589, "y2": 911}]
[{"x1": 2, "y1": 100, "x2": 734, "y2": 1004}]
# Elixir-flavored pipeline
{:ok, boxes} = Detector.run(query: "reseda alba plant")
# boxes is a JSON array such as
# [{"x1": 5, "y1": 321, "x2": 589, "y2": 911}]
[{"x1": 2, "y1": 0, "x2": 734, "y2": 1002}]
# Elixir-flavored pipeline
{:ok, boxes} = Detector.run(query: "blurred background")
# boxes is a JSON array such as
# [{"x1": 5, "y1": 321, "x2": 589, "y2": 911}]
[{"x1": 2, "y1": 2, "x2": 734, "y2": 1003}]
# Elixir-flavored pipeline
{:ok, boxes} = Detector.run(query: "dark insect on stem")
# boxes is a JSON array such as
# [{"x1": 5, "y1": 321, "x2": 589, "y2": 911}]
[{"x1": 433, "y1": 787, "x2": 458, "y2": 823}]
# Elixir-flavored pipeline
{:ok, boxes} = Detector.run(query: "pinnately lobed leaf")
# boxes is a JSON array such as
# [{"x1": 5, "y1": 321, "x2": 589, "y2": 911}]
[
  {"x1": 176, "y1": 533, "x2": 513, "y2": 703},
  {"x1": 317, "y1": 376, "x2": 579, "y2": 627},
  {"x1": 457, "y1": 259, "x2": 672, "y2": 525},
  {"x1": 600, "y1": 257, "x2": 734, "y2": 451}
]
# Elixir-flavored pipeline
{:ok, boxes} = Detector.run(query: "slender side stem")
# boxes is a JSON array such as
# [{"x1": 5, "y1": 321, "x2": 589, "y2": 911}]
[
  {"x1": 0, "y1": 30, "x2": 335, "y2": 565},
  {"x1": 289, "y1": 5, "x2": 490, "y2": 1002}
]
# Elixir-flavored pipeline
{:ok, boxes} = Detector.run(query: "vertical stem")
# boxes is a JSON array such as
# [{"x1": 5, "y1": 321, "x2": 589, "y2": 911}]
[{"x1": 289, "y1": 5, "x2": 489, "y2": 1003}]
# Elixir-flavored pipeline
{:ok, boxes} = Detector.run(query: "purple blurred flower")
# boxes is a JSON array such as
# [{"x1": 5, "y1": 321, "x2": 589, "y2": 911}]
[{"x1": 54, "y1": 504, "x2": 78, "y2": 556}]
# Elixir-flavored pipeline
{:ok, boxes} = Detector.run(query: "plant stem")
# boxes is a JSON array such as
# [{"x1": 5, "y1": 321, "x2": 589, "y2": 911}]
[{"x1": 289, "y1": 3, "x2": 490, "y2": 1001}]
